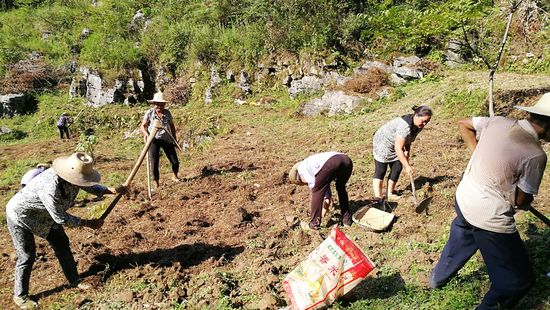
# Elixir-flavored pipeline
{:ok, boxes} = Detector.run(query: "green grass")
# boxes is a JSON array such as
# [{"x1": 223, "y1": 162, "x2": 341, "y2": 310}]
[{"x1": 1, "y1": 69, "x2": 550, "y2": 309}]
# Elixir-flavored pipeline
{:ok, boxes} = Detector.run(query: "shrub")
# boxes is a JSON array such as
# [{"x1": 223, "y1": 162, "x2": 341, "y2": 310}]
[
  {"x1": 342, "y1": 68, "x2": 389, "y2": 94},
  {"x1": 165, "y1": 77, "x2": 192, "y2": 106},
  {"x1": 0, "y1": 57, "x2": 63, "y2": 93},
  {"x1": 0, "y1": 129, "x2": 27, "y2": 141}
]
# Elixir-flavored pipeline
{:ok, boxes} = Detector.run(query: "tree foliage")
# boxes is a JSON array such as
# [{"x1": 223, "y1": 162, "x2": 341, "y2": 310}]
[{"x1": 0, "y1": 0, "x2": 547, "y2": 80}]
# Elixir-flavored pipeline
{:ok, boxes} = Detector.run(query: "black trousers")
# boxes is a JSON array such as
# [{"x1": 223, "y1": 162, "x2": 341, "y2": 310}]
[
  {"x1": 149, "y1": 138, "x2": 179, "y2": 181},
  {"x1": 58, "y1": 125, "x2": 70, "y2": 139}
]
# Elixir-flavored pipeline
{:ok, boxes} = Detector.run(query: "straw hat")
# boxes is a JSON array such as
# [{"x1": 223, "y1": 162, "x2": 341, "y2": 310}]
[
  {"x1": 515, "y1": 93, "x2": 550, "y2": 117},
  {"x1": 52, "y1": 152, "x2": 100, "y2": 186},
  {"x1": 148, "y1": 91, "x2": 167, "y2": 104},
  {"x1": 288, "y1": 162, "x2": 302, "y2": 184}
]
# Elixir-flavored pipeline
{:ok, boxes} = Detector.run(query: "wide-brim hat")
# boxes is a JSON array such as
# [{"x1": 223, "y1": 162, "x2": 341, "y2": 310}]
[
  {"x1": 515, "y1": 93, "x2": 550, "y2": 117},
  {"x1": 52, "y1": 152, "x2": 100, "y2": 187},
  {"x1": 148, "y1": 91, "x2": 167, "y2": 104},
  {"x1": 288, "y1": 162, "x2": 302, "y2": 184}
]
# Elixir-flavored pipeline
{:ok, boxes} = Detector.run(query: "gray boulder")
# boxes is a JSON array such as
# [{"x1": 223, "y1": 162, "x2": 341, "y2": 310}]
[
  {"x1": 0, "y1": 126, "x2": 12, "y2": 134},
  {"x1": 69, "y1": 67, "x2": 127, "y2": 107},
  {"x1": 0, "y1": 93, "x2": 38, "y2": 118},
  {"x1": 301, "y1": 91, "x2": 363, "y2": 116},
  {"x1": 354, "y1": 61, "x2": 392, "y2": 75},
  {"x1": 288, "y1": 76, "x2": 324, "y2": 99}
]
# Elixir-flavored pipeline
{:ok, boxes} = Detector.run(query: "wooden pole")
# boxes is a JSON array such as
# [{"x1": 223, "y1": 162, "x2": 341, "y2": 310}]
[
  {"x1": 146, "y1": 151, "x2": 152, "y2": 200},
  {"x1": 529, "y1": 206, "x2": 550, "y2": 227},
  {"x1": 99, "y1": 120, "x2": 162, "y2": 221},
  {"x1": 164, "y1": 127, "x2": 185, "y2": 153}
]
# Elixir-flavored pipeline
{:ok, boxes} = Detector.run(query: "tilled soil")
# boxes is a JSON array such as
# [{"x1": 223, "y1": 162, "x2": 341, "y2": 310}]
[{"x1": 0, "y1": 87, "x2": 549, "y2": 309}]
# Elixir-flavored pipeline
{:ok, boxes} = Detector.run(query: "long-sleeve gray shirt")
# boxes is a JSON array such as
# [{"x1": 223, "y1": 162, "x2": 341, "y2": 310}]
[{"x1": 6, "y1": 168, "x2": 107, "y2": 238}]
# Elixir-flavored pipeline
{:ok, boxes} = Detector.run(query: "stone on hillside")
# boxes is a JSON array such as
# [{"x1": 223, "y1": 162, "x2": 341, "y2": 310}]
[
  {"x1": 288, "y1": 76, "x2": 324, "y2": 99},
  {"x1": 226, "y1": 70, "x2": 235, "y2": 82},
  {"x1": 0, "y1": 126, "x2": 12, "y2": 134},
  {"x1": 239, "y1": 70, "x2": 252, "y2": 94},
  {"x1": 69, "y1": 67, "x2": 122, "y2": 106},
  {"x1": 324, "y1": 71, "x2": 349, "y2": 86},
  {"x1": 282, "y1": 75, "x2": 292, "y2": 87},
  {"x1": 0, "y1": 93, "x2": 38, "y2": 118},
  {"x1": 446, "y1": 39, "x2": 468, "y2": 67},
  {"x1": 130, "y1": 9, "x2": 150, "y2": 33},
  {"x1": 355, "y1": 61, "x2": 392, "y2": 75},
  {"x1": 85, "y1": 73, "x2": 125, "y2": 107},
  {"x1": 210, "y1": 65, "x2": 221, "y2": 88},
  {"x1": 301, "y1": 90, "x2": 362, "y2": 116},
  {"x1": 393, "y1": 66, "x2": 424, "y2": 80},
  {"x1": 80, "y1": 28, "x2": 91, "y2": 40},
  {"x1": 204, "y1": 86, "x2": 213, "y2": 104},
  {"x1": 393, "y1": 56, "x2": 421, "y2": 68}
]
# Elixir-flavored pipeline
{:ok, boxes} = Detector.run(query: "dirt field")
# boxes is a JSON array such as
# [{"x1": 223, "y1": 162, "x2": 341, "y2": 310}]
[{"x1": 1, "y1": 72, "x2": 549, "y2": 309}]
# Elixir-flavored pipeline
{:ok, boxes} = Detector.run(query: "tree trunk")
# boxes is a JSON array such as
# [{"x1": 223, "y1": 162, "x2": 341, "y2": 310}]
[{"x1": 488, "y1": 1, "x2": 519, "y2": 116}]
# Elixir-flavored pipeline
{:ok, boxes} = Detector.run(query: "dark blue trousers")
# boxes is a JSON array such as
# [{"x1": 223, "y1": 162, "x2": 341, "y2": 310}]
[{"x1": 430, "y1": 201, "x2": 534, "y2": 309}]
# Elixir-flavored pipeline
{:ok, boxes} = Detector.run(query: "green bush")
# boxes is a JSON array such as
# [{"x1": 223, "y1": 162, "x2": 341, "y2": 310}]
[{"x1": 0, "y1": 129, "x2": 27, "y2": 141}]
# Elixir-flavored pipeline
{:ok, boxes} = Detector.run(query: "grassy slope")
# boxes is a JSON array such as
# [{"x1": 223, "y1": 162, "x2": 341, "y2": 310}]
[{"x1": 0, "y1": 70, "x2": 549, "y2": 309}]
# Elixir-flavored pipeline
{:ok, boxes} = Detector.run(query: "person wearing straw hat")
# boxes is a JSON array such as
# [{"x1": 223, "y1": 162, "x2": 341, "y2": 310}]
[
  {"x1": 289, "y1": 152, "x2": 353, "y2": 230},
  {"x1": 5, "y1": 152, "x2": 126, "y2": 309},
  {"x1": 140, "y1": 91, "x2": 180, "y2": 187},
  {"x1": 372, "y1": 105, "x2": 432, "y2": 201},
  {"x1": 20, "y1": 163, "x2": 50, "y2": 188},
  {"x1": 429, "y1": 93, "x2": 550, "y2": 309},
  {"x1": 57, "y1": 112, "x2": 71, "y2": 140}
]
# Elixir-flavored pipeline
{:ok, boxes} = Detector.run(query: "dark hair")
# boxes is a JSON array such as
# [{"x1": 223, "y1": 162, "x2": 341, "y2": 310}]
[
  {"x1": 529, "y1": 113, "x2": 550, "y2": 130},
  {"x1": 412, "y1": 105, "x2": 433, "y2": 117}
]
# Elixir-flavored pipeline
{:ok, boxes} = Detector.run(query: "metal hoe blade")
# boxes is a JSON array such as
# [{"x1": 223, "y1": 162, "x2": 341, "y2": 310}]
[{"x1": 415, "y1": 196, "x2": 433, "y2": 214}]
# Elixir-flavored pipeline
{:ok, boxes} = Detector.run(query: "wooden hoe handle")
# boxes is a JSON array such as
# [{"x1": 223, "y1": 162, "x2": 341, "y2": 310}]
[
  {"x1": 409, "y1": 173, "x2": 417, "y2": 205},
  {"x1": 99, "y1": 120, "x2": 162, "y2": 221},
  {"x1": 529, "y1": 206, "x2": 550, "y2": 227}
]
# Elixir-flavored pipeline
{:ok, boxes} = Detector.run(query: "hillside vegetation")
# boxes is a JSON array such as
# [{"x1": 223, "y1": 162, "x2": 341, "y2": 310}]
[{"x1": 0, "y1": 0, "x2": 549, "y2": 84}]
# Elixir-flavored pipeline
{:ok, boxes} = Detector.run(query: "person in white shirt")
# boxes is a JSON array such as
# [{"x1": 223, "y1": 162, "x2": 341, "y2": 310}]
[
  {"x1": 288, "y1": 152, "x2": 353, "y2": 230},
  {"x1": 429, "y1": 93, "x2": 550, "y2": 309},
  {"x1": 20, "y1": 163, "x2": 49, "y2": 188}
]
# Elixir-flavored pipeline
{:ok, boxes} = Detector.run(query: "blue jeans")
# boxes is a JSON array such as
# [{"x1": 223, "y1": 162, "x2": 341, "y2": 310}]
[{"x1": 430, "y1": 201, "x2": 534, "y2": 309}]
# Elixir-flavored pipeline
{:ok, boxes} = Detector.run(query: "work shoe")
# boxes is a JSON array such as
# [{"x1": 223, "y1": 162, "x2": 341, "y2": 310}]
[
  {"x1": 13, "y1": 295, "x2": 38, "y2": 309},
  {"x1": 387, "y1": 193, "x2": 402, "y2": 202},
  {"x1": 342, "y1": 219, "x2": 353, "y2": 228}
]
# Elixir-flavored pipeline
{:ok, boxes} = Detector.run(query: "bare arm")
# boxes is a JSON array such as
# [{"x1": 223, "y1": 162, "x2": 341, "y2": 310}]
[
  {"x1": 395, "y1": 137, "x2": 412, "y2": 174},
  {"x1": 458, "y1": 118, "x2": 477, "y2": 153},
  {"x1": 515, "y1": 187, "x2": 534, "y2": 211},
  {"x1": 140, "y1": 118, "x2": 150, "y2": 137}
]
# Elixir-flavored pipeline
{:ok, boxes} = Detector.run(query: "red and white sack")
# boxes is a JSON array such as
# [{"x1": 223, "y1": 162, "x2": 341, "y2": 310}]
[{"x1": 283, "y1": 225, "x2": 375, "y2": 310}]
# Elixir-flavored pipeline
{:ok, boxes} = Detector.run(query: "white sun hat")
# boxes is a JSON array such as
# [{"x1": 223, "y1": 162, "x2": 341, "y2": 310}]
[
  {"x1": 148, "y1": 91, "x2": 167, "y2": 103},
  {"x1": 515, "y1": 93, "x2": 550, "y2": 117},
  {"x1": 288, "y1": 161, "x2": 302, "y2": 184},
  {"x1": 52, "y1": 152, "x2": 100, "y2": 187}
]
